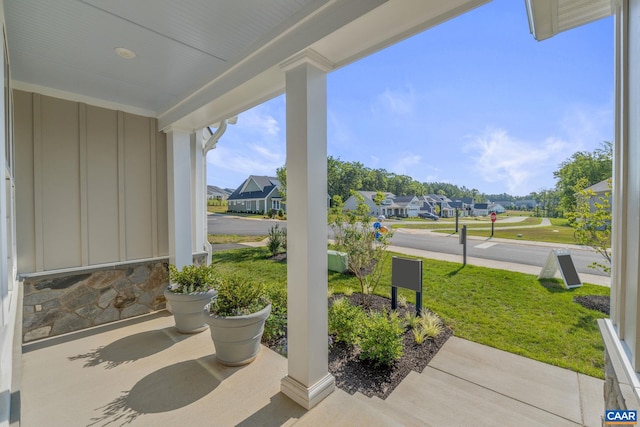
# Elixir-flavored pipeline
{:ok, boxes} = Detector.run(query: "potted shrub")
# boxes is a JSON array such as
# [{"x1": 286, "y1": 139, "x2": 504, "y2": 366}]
[
  {"x1": 204, "y1": 275, "x2": 271, "y2": 366},
  {"x1": 164, "y1": 264, "x2": 218, "y2": 333}
]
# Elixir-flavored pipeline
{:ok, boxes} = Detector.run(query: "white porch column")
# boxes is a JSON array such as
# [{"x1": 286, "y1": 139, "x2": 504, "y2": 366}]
[
  {"x1": 191, "y1": 132, "x2": 206, "y2": 257},
  {"x1": 280, "y1": 50, "x2": 335, "y2": 409},
  {"x1": 166, "y1": 128, "x2": 194, "y2": 269},
  {"x1": 598, "y1": 0, "x2": 640, "y2": 411}
]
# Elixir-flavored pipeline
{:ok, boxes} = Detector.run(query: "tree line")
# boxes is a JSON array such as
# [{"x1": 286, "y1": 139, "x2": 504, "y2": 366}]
[
  {"x1": 278, "y1": 157, "x2": 495, "y2": 203},
  {"x1": 276, "y1": 142, "x2": 612, "y2": 215}
]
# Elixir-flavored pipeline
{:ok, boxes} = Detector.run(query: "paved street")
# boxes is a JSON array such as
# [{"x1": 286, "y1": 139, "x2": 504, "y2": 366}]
[{"x1": 208, "y1": 214, "x2": 608, "y2": 279}]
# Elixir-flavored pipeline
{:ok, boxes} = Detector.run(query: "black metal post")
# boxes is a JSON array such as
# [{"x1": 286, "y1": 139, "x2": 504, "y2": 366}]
[
  {"x1": 391, "y1": 286, "x2": 398, "y2": 310},
  {"x1": 455, "y1": 208, "x2": 459, "y2": 233},
  {"x1": 462, "y1": 225, "x2": 467, "y2": 266},
  {"x1": 491, "y1": 221, "x2": 494, "y2": 237}
]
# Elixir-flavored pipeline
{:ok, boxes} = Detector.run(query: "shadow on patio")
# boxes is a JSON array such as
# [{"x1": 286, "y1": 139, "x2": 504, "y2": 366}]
[{"x1": 20, "y1": 310, "x2": 605, "y2": 426}]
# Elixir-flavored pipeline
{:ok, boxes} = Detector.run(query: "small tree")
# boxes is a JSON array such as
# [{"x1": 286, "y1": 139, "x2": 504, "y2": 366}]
[
  {"x1": 331, "y1": 191, "x2": 393, "y2": 306},
  {"x1": 569, "y1": 179, "x2": 611, "y2": 274},
  {"x1": 267, "y1": 224, "x2": 287, "y2": 257}
]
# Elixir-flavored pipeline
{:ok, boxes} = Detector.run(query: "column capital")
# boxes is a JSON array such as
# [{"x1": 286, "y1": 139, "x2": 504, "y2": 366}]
[{"x1": 279, "y1": 49, "x2": 334, "y2": 73}]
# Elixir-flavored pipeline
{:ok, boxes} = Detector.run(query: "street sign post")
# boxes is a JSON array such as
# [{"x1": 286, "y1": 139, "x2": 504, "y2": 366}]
[{"x1": 490, "y1": 212, "x2": 496, "y2": 237}]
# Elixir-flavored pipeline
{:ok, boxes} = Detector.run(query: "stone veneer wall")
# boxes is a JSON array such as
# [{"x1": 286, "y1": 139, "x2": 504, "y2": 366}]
[
  {"x1": 605, "y1": 349, "x2": 626, "y2": 411},
  {"x1": 600, "y1": 320, "x2": 640, "y2": 427},
  {"x1": 22, "y1": 260, "x2": 169, "y2": 342}
]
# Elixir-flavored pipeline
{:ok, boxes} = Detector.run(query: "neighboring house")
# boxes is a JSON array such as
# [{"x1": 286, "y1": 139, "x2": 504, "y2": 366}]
[
  {"x1": 207, "y1": 185, "x2": 231, "y2": 200},
  {"x1": 389, "y1": 196, "x2": 421, "y2": 217},
  {"x1": 426, "y1": 194, "x2": 456, "y2": 218},
  {"x1": 227, "y1": 176, "x2": 283, "y2": 214},
  {"x1": 472, "y1": 203, "x2": 489, "y2": 216},
  {"x1": 581, "y1": 179, "x2": 612, "y2": 213},
  {"x1": 344, "y1": 191, "x2": 391, "y2": 217},
  {"x1": 489, "y1": 203, "x2": 506, "y2": 214},
  {"x1": 343, "y1": 191, "x2": 420, "y2": 218},
  {"x1": 495, "y1": 200, "x2": 516, "y2": 210},
  {"x1": 417, "y1": 195, "x2": 438, "y2": 216},
  {"x1": 514, "y1": 200, "x2": 537, "y2": 210},
  {"x1": 450, "y1": 198, "x2": 475, "y2": 217}
]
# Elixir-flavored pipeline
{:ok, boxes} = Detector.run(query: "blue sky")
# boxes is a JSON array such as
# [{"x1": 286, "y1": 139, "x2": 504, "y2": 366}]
[{"x1": 207, "y1": 0, "x2": 614, "y2": 197}]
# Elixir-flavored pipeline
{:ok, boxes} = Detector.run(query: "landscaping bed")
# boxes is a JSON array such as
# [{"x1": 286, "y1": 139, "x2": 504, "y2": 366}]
[
  {"x1": 327, "y1": 293, "x2": 452, "y2": 399},
  {"x1": 264, "y1": 292, "x2": 452, "y2": 400}
]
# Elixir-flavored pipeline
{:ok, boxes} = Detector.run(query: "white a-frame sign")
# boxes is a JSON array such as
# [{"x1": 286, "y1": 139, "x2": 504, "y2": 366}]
[{"x1": 538, "y1": 249, "x2": 582, "y2": 289}]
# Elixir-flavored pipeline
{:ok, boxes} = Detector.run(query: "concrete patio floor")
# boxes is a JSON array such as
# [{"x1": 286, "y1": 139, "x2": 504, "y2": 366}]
[{"x1": 19, "y1": 310, "x2": 604, "y2": 426}]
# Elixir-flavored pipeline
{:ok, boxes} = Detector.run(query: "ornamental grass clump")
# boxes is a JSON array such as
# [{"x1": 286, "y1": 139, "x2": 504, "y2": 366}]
[
  {"x1": 208, "y1": 274, "x2": 270, "y2": 317},
  {"x1": 168, "y1": 263, "x2": 219, "y2": 294}
]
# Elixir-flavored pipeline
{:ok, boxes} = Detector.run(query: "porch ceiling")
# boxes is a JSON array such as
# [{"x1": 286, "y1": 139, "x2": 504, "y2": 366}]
[{"x1": 4, "y1": 0, "x2": 489, "y2": 131}]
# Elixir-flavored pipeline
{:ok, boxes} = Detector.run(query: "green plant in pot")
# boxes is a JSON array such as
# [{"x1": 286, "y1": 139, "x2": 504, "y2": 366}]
[
  {"x1": 164, "y1": 263, "x2": 218, "y2": 333},
  {"x1": 204, "y1": 274, "x2": 271, "y2": 366}
]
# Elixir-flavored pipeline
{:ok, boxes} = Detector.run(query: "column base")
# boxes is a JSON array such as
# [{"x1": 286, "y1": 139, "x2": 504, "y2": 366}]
[{"x1": 281, "y1": 373, "x2": 335, "y2": 410}]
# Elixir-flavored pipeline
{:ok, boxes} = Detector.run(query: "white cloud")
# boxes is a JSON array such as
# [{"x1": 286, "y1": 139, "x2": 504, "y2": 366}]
[
  {"x1": 559, "y1": 103, "x2": 613, "y2": 149},
  {"x1": 236, "y1": 106, "x2": 280, "y2": 137},
  {"x1": 391, "y1": 152, "x2": 421, "y2": 175},
  {"x1": 464, "y1": 128, "x2": 569, "y2": 194},
  {"x1": 371, "y1": 86, "x2": 416, "y2": 116},
  {"x1": 206, "y1": 101, "x2": 285, "y2": 188}
]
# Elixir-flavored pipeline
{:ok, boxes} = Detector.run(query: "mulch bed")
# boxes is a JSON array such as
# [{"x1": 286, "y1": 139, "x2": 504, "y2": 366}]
[
  {"x1": 574, "y1": 295, "x2": 610, "y2": 315},
  {"x1": 265, "y1": 293, "x2": 452, "y2": 400}
]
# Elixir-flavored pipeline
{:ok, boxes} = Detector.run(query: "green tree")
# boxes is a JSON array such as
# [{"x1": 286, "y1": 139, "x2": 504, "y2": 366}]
[
  {"x1": 569, "y1": 180, "x2": 611, "y2": 273},
  {"x1": 373, "y1": 190, "x2": 386, "y2": 206},
  {"x1": 331, "y1": 192, "x2": 393, "y2": 306},
  {"x1": 276, "y1": 165, "x2": 287, "y2": 202},
  {"x1": 554, "y1": 142, "x2": 612, "y2": 215}
]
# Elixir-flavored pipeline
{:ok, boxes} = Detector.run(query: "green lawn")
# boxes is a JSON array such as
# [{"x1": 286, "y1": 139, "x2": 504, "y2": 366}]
[
  {"x1": 208, "y1": 234, "x2": 266, "y2": 244},
  {"x1": 211, "y1": 246, "x2": 609, "y2": 378},
  {"x1": 462, "y1": 224, "x2": 577, "y2": 244}
]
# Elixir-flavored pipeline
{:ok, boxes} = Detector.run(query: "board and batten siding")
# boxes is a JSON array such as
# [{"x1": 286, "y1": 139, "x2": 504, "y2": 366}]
[{"x1": 14, "y1": 90, "x2": 168, "y2": 273}]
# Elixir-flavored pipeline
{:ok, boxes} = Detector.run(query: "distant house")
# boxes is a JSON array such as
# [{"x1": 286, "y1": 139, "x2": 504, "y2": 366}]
[
  {"x1": 426, "y1": 194, "x2": 455, "y2": 218},
  {"x1": 582, "y1": 179, "x2": 612, "y2": 213},
  {"x1": 227, "y1": 175, "x2": 283, "y2": 214},
  {"x1": 417, "y1": 195, "x2": 438, "y2": 216},
  {"x1": 495, "y1": 200, "x2": 516, "y2": 210},
  {"x1": 489, "y1": 203, "x2": 506, "y2": 214},
  {"x1": 207, "y1": 185, "x2": 231, "y2": 200},
  {"x1": 472, "y1": 203, "x2": 489, "y2": 216},
  {"x1": 514, "y1": 200, "x2": 537, "y2": 210},
  {"x1": 343, "y1": 191, "x2": 420, "y2": 218}
]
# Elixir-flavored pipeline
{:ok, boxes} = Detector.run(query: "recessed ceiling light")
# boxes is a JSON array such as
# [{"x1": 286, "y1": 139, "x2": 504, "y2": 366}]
[{"x1": 114, "y1": 47, "x2": 136, "y2": 59}]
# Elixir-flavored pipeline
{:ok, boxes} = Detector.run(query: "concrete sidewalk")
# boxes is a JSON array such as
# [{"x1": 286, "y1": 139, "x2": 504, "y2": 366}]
[{"x1": 19, "y1": 312, "x2": 604, "y2": 426}]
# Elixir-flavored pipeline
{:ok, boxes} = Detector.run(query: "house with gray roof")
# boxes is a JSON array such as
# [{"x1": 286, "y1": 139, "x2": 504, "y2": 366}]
[
  {"x1": 344, "y1": 191, "x2": 420, "y2": 218},
  {"x1": 207, "y1": 185, "x2": 231, "y2": 200},
  {"x1": 227, "y1": 175, "x2": 283, "y2": 214}
]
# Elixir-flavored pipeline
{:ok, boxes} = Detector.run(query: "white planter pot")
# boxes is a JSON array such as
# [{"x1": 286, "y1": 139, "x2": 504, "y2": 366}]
[
  {"x1": 164, "y1": 288, "x2": 216, "y2": 333},
  {"x1": 204, "y1": 304, "x2": 272, "y2": 366}
]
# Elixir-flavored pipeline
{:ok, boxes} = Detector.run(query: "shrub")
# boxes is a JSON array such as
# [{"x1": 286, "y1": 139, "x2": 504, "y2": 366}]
[
  {"x1": 267, "y1": 224, "x2": 287, "y2": 256},
  {"x1": 208, "y1": 275, "x2": 270, "y2": 316},
  {"x1": 168, "y1": 263, "x2": 218, "y2": 294},
  {"x1": 328, "y1": 298, "x2": 365, "y2": 346},
  {"x1": 359, "y1": 309, "x2": 404, "y2": 366},
  {"x1": 263, "y1": 282, "x2": 287, "y2": 342}
]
